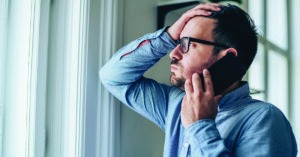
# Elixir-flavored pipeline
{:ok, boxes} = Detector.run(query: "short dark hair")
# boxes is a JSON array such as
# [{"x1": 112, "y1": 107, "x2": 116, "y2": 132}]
[{"x1": 208, "y1": 4, "x2": 258, "y2": 71}]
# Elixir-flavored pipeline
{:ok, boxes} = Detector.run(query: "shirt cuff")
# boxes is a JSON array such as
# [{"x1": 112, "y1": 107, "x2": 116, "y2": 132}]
[
  {"x1": 151, "y1": 26, "x2": 177, "y2": 55},
  {"x1": 184, "y1": 119, "x2": 221, "y2": 146},
  {"x1": 118, "y1": 26, "x2": 177, "y2": 59}
]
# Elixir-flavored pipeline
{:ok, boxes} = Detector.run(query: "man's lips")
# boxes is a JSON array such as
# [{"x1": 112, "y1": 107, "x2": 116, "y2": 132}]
[{"x1": 171, "y1": 65, "x2": 178, "y2": 72}]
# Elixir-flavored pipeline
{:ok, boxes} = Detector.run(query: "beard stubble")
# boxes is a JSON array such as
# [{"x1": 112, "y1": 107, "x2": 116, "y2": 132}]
[{"x1": 169, "y1": 54, "x2": 218, "y2": 90}]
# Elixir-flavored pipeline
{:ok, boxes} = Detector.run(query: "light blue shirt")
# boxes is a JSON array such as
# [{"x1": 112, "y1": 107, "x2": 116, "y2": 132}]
[{"x1": 100, "y1": 27, "x2": 297, "y2": 157}]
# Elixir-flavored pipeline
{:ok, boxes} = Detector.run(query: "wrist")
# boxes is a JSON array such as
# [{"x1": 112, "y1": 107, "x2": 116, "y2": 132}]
[{"x1": 165, "y1": 27, "x2": 178, "y2": 42}]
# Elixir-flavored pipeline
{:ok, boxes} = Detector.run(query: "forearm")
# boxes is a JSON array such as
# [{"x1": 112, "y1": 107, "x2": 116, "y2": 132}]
[
  {"x1": 99, "y1": 27, "x2": 176, "y2": 86},
  {"x1": 99, "y1": 27, "x2": 177, "y2": 128}
]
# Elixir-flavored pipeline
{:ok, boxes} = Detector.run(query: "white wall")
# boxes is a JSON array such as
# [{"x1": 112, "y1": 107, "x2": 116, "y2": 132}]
[
  {"x1": 120, "y1": 1, "x2": 210, "y2": 156},
  {"x1": 120, "y1": 0, "x2": 201, "y2": 156},
  {"x1": 121, "y1": 0, "x2": 165, "y2": 156}
]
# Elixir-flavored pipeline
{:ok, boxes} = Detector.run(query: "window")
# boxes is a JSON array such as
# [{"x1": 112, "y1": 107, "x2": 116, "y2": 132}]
[
  {"x1": 1, "y1": 0, "x2": 90, "y2": 156},
  {"x1": 248, "y1": 0, "x2": 291, "y2": 117},
  {"x1": 248, "y1": 0, "x2": 300, "y2": 152},
  {"x1": 1, "y1": 0, "x2": 123, "y2": 156}
]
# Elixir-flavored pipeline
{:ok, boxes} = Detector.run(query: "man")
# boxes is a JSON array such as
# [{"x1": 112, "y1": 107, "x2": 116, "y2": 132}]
[{"x1": 100, "y1": 3, "x2": 297, "y2": 157}]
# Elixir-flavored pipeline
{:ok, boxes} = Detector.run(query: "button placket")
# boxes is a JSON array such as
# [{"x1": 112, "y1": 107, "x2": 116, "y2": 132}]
[
  {"x1": 180, "y1": 141, "x2": 190, "y2": 157},
  {"x1": 184, "y1": 142, "x2": 189, "y2": 148}
]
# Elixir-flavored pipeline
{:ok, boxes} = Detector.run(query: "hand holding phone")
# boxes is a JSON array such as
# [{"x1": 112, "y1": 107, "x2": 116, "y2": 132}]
[{"x1": 200, "y1": 53, "x2": 246, "y2": 95}]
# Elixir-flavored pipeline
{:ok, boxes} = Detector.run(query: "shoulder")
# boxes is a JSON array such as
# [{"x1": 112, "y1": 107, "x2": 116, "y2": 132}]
[
  {"x1": 246, "y1": 100, "x2": 286, "y2": 120},
  {"x1": 241, "y1": 100, "x2": 288, "y2": 126},
  {"x1": 241, "y1": 100, "x2": 294, "y2": 138},
  {"x1": 238, "y1": 100, "x2": 298, "y2": 155}
]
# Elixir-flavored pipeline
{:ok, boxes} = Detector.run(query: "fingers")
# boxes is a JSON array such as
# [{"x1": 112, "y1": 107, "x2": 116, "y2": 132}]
[
  {"x1": 183, "y1": 2, "x2": 222, "y2": 21},
  {"x1": 193, "y1": 3, "x2": 222, "y2": 11},
  {"x1": 203, "y1": 69, "x2": 214, "y2": 95},
  {"x1": 192, "y1": 73, "x2": 202, "y2": 96},
  {"x1": 182, "y1": 95, "x2": 187, "y2": 107},
  {"x1": 188, "y1": 9, "x2": 212, "y2": 17},
  {"x1": 181, "y1": 9, "x2": 211, "y2": 25},
  {"x1": 187, "y1": 70, "x2": 214, "y2": 97},
  {"x1": 214, "y1": 95, "x2": 223, "y2": 105},
  {"x1": 184, "y1": 79, "x2": 193, "y2": 96},
  {"x1": 181, "y1": 3, "x2": 221, "y2": 24},
  {"x1": 167, "y1": 3, "x2": 221, "y2": 41}
]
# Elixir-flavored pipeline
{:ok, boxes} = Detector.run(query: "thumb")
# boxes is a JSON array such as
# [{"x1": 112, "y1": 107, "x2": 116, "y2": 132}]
[{"x1": 214, "y1": 95, "x2": 222, "y2": 105}]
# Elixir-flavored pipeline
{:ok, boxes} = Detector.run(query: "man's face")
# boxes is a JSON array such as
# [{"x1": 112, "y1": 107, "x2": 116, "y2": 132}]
[{"x1": 169, "y1": 17, "x2": 218, "y2": 90}]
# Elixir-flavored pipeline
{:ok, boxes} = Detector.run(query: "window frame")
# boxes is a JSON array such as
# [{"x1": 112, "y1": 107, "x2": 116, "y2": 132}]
[
  {"x1": 247, "y1": 0, "x2": 292, "y2": 119},
  {"x1": 0, "y1": 0, "x2": 8, "y2": 156}
]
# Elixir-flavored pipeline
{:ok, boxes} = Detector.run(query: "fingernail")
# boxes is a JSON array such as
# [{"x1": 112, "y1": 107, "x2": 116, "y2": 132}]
[
  {"x1": 203, "y1": 69, "x2": 209, "y2": 75},
  {"x1": 192, "y1": 73, "x2": 197, "y2": 78},
  {"x1": 185, "y1": 79, "x2": 190, "y2": 84}
]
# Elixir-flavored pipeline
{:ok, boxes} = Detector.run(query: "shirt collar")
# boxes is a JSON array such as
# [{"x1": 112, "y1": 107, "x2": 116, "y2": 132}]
[{"x1": 218, "y1": 81, "x2": 250, "y2": 110}]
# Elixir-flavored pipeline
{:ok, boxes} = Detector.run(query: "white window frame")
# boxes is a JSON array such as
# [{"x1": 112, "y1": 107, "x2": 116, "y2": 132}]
[
  {"x1": 247, "y1": 0, "x2": 292, "y2": 118},
  {"x1": 1, "y1": 0, "x2": 124, "y2": 156},
  {"x1": 1, "y1": 0, "x2": 50, "y2": 156},
  {"x1": 2, "y1": 0, "x2": 39, "y2": 156},
  {"x1": 0, "y1": 0, "x2": 8, "y2": 156}
]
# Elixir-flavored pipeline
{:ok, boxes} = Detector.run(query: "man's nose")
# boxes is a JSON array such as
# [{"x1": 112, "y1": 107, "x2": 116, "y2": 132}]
[{"x1": 169, "y1": 45, "x2": 183, "y2": 61}]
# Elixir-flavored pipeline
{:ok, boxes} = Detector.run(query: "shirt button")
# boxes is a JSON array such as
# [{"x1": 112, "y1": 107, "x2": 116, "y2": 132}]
[{"x1": 184, "y1": 142, "x2": 189, "y2": 147}]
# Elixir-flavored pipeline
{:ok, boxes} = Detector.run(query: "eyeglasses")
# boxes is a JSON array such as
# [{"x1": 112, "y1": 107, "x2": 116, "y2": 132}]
[{"x1": 178, "y1": 37, "x2": 229, "y2": 54}]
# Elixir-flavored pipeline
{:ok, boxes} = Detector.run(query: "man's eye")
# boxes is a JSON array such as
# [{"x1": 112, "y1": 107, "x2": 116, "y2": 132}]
[{"x1": 191, "y1": 43, "x2": 197, "y2": 48}]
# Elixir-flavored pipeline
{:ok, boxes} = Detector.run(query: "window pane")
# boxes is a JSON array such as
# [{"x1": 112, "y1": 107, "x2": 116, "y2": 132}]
[
  {"x1": 249, "y1": 43, "x2": 265, "y2": 100},
  {"x1": 268, "y1": 51, "x2": 288, "y2": 117},
  {"x1": 248, "y1": 0, "x2": 264, "y2": 35},
  {"x1": 267, "y1": 0, "x2": 287, "y2": 50}
]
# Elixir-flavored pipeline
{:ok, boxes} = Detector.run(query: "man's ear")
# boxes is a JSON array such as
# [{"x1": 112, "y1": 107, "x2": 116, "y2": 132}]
[{"x1": 217, "y1": 48, "x2": 238, "y2": 60}]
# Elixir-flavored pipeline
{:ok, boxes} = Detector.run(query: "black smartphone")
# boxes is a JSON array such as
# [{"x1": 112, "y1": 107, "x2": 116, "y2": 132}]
[{"x1": 200, "y1": 53, "x2": 246, "y2": 95}]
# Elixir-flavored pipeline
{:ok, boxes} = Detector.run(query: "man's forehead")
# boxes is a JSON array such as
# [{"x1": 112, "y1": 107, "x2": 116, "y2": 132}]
[{"x1": 180, "y1": 16, "x2": 216, "y2": 40}]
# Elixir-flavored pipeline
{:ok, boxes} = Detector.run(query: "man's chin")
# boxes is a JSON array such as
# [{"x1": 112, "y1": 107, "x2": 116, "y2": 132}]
[{"x1": 170, "y1": 74, "x2": 185, "y2": 90}]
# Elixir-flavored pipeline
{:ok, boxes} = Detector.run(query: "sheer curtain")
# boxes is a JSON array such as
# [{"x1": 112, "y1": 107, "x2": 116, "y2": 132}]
[{"x1": 0, "y1": 0, "x2": 123, "y2": 156}]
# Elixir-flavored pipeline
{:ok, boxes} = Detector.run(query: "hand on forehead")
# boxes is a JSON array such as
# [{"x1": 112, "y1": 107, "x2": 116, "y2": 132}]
[{"x1": 180, "y1": 17, "x2": 216, "y2": 41}]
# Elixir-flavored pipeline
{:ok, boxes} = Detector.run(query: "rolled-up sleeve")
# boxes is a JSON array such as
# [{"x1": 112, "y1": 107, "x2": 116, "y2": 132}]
[{"x1": 99, "y1": 27, "x2": 177, "y2": 130}]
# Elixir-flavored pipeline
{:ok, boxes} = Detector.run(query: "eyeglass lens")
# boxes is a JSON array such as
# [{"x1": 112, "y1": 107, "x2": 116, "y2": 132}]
[{"x1": 180, "y1": 37, "x2": 189, "y2": 53}]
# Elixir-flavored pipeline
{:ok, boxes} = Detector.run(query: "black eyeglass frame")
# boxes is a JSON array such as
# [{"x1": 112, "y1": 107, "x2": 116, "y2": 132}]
[{"x1": 178, "y1": 37, "x2": 229, "y2": 54}]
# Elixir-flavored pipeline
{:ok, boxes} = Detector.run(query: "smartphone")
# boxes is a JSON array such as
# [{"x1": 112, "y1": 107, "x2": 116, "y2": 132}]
[{"x1": 199, "y1": 53, "x2": 246, "y2": 95}]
